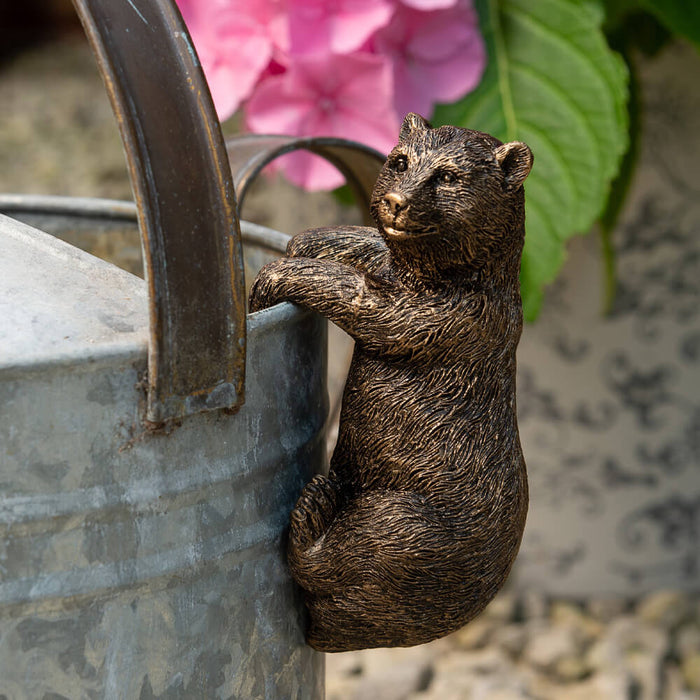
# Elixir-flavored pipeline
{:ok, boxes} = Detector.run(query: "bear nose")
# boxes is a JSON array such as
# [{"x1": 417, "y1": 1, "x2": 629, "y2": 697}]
[{"x1": 383, "y1": 191, "x2": 407, "y2": 216}]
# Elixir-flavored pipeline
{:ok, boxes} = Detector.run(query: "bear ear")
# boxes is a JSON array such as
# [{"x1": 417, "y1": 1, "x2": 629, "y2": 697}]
[
  {"x1": 399, "y1": 113, "x2": 431, "y2": 141},
  {"x1": 494, "y1": 141, "x2": 533, "y2": 191}
]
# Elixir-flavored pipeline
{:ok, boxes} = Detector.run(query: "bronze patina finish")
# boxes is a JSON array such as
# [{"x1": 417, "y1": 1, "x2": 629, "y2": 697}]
[{"x1": 250, "y1": 114, "x2": 533, "y2": 652}]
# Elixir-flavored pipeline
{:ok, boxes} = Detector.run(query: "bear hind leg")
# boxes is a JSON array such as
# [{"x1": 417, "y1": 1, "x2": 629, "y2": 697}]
[{"x1": 289, "y1": 474, "x2": 340, "y2": 552}]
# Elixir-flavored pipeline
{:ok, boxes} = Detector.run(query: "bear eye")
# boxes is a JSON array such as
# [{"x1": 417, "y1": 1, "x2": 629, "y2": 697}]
[
  {"x1": 437, "y1": 171, "x2": 456, "y2": 185},
  {"x1": 392, "y1": 155, "x2": 408, "y2": 173}
]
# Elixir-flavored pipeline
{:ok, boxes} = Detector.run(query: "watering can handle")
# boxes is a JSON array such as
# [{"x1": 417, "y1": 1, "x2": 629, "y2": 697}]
[
  {"x1": 225, "y1": 135, "x2": 385, "y2": 227},
  {"x1": 72, "y1": 0, "x2": 246, "y2": 424}
]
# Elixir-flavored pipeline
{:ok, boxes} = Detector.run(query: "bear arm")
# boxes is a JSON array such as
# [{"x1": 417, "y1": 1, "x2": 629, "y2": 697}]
[
  {"x1": 356, "y1": 299, "x2": 468, "y2": 357},
  {"x1": 249, "y1": 257, "x2": 462, "y2": 355},
  {"x1": 287, "y1": 226, "x2": 388, "y2": 275},
  {"x1": 249, "y1": 257, "x2": 403, "y2": 343}
]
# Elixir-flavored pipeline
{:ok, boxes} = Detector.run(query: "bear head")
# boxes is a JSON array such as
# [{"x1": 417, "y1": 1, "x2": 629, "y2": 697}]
[{"x1": 371, "y1": 113, "x2": 533, "y2": 283}]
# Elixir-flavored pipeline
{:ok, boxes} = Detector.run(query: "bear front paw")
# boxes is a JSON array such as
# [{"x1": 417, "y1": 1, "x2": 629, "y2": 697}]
[
  {"x1": 248, "y1": 263, "x2": 282, "y2": 313},
  {"x1": 289, "y1": 474, "x2": 340, "y2": 552}
]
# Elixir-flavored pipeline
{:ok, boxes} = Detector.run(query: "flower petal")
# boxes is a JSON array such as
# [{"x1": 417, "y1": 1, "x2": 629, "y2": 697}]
[
  {"x1": 246, "y1": 52, "x2": 400, "y2": 189},
  {"x1": 273, "y1": 152, "x2": 347, "y2": 190},
  {"x1": 374, "y1": 1, "x2": 486, "y2": 119},
  {"x1": 176, "y1": 0, "x2": 278, "y2": 121},
  {"x1": 399, "y1": 0, "x2": 457, "y2": 8},
  {"x1": 288, "y1": 0, "x2": 395, "y2": 56}
]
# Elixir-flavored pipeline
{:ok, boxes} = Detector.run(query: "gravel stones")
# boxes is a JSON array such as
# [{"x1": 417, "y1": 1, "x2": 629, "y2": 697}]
[
  {"x1": 326, "y1": 641, "x2": 447, "y2": 700},
  {"x1": 326, "y1": 589, "x2": 700, "y2": 699},
  {"x1": 637, "y1": 591, "x2": 692, "y2": 630},
  {"x1": 682, "y1": 653, "x2": 700, "y2": 692}
]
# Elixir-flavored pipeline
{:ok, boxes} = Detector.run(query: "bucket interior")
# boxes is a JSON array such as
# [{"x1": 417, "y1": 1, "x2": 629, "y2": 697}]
[{"x1": 3, "y1": 198, "x2": 287, "y2": 303}]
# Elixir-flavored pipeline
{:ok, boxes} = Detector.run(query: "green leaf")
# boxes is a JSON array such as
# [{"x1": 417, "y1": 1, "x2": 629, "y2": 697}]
[
  {"x1": 598, "y1": 48, "x2": 642, "y2": 313},
  {"x1": 434, "y1": 0, "x2": 629, "y2": 320},
  {"x1": 640, "y1": 0, "x2": 700, "y2": 48}
]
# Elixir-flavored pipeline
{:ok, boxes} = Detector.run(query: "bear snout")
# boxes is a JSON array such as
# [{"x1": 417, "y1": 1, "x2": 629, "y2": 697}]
[{"x1": 383, "y1": 191, "x2": 407, "y2": 216}]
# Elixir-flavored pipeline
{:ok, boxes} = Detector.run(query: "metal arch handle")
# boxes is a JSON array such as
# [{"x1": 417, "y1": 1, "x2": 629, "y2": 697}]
[
  {"x1": 72, "y1": 0, "x2": 246, "y2": 424},
  {"x1": 225, "y1": 135, "x2": 386, "y2": 226}
]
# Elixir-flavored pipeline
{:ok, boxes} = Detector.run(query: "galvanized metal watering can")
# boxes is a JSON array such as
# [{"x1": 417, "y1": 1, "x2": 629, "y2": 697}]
[{"x1": 0, "y1": 0, "x2": 382, "y2": 696}]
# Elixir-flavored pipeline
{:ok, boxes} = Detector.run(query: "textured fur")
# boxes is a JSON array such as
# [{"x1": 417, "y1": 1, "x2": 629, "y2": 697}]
[{"x1": 249, "y1": 114, "x2": 532, "y2": 652}]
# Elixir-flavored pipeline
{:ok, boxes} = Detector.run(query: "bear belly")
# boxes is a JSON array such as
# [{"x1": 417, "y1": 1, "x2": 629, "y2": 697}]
[{"x1": 330, "y1": 350, "x2": 520, "y2": 497}]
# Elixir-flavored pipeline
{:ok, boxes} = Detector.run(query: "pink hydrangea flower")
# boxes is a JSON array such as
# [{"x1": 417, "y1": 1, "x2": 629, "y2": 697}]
[
  {"x1": 246, "y1": 52, "x2": 400, "y2": 190},
  {"x1": 287, "y1": 0, "x2": 395, "y2": 56},
  {"x1": 399, "y1": 0, "x2": 458, "y2": 8},
  {"x1": 177, "y1": 0, "x2": 487, "y2": 191},
  {"x1": 374, "y1": 0, "x2": 486, "y2": 117},
  {"x1": 177, "y1": 0, "x2": 287, "y2": 121}
]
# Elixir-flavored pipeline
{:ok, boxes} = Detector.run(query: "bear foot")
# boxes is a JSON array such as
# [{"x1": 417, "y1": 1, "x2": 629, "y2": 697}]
[{"x1": 290, "y1": 474, "x2": 339, "y2": 552}]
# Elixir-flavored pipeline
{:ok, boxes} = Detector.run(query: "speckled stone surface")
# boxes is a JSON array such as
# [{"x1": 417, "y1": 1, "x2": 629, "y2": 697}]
[{"x1": 513, "y1": 40, "x2": 700, "y2": 598}]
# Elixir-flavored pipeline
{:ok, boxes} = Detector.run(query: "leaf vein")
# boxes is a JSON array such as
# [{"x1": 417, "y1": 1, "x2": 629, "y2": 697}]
[
  {"x1": 509, "y1": 62, "x2": 603, "y2": 173},
  {"x1": 507, "y1": 0, "x2": 624, "y2": 109},
  {"x1": 490, "y1": 0, "x2": 518, "y2": 140},
  {"x1": 516, "y1": 119, "x2": 579, "y2": 205}
]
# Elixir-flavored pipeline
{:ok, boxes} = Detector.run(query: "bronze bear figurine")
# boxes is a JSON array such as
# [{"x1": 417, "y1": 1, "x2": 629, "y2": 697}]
[{"x1": 249, "y1": 113, "x2": 532, "y2": 652}]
